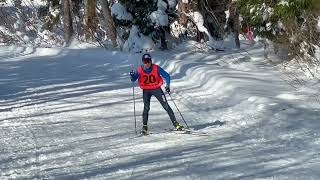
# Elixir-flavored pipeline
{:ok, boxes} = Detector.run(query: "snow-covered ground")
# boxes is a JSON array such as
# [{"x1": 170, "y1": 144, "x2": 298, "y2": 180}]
[{"x1": 1, "y1": 42, "x2": 320, "y2": 179}]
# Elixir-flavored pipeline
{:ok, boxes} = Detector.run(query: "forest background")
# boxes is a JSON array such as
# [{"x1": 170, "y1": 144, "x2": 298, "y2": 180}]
[{"x1": 0, "y1": 0, "x2": 320, "y2": 79}]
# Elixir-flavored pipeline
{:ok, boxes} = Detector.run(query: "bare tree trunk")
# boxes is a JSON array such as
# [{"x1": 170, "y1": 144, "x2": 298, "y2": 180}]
[
  {"x1": 70, "y1": 0, "x2": 83, "y2": 39},
  {"x1": 159, "y1": 27, "x2": 168, "y2": 50},
  {"x1": 233, "y1": 10, "x2": 240, "y2": 48},
  {"x1": 13, "y1": 0, "x2": 26, "y2": 33},
  {"x1": 84, "y1": 0, "x2": 97, "y2": 41},
  {"x1": 230, "y1": 2, "x2": 240, "y2": 48},
  {"x1": 63, "y1": 0, "x2": 73, "y2": 44},
  {"x1": 100, "y1": 0, "x2": 118, "y2": 47}
]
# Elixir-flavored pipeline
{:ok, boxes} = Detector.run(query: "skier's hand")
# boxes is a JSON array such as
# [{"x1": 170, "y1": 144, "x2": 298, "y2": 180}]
[
  {"x1": 130, "y1": 70, "x2": 135, "y2": 77},
  {"x1": 165, "y1": 86, "x2": 170, "y2": 93}
]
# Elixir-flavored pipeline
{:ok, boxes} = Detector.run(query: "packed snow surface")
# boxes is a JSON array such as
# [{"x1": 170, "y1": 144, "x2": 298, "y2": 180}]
[{"x1": 1, "y1": 43, "x2": 320, "y2": 179}]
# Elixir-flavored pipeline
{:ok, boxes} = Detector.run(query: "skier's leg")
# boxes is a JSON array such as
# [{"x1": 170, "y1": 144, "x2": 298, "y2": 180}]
[
  {"x1": 153, "y1": 88, "x2": 177, "y2": 126},
  {"x1": 142, "y1": 90, "x2": 152, "y2": 126}
]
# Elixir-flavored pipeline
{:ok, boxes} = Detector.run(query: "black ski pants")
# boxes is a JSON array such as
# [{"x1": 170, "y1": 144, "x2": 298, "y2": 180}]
[{"x1": 142, "y1": 88, "x2": 177, "y2": 126}]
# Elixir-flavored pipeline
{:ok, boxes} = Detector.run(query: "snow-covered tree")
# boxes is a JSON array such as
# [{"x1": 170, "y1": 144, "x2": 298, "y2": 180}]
[
  {"x1": 117, "y1": 0, "x2": 157, "y2": 35},
  {"x1": 237, "y1": 0, "x2": 320, "y2": 76},
  {"x1": 237, "y1": 0, "x2": 320, "y2": 46},
  {"x1": 112, "y1": 0, "x2": 177, "y2": 51}
]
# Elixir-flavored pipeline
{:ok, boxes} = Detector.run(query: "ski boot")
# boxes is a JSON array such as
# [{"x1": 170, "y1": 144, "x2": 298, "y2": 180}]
[
  {"x1": 141, "y1": 125, "x2": 148, "y2": 135},
  {"x1": 174, "y1": 122, "x2": 184, "y2": 131}
]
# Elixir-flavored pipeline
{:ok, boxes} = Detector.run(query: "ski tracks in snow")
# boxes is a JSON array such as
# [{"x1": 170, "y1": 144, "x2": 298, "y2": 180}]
[{"x1": 1, "y1": 46, "x2": 320, "y2": 179}]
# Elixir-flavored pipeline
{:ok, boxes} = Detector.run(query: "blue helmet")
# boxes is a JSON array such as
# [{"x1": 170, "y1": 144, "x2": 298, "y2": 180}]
[{"x1": 142, "y1": 53, "x2": 152, "y2": 63}]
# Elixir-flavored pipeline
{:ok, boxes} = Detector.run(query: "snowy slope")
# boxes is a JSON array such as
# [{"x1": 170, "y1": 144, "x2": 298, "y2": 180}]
[{"x1": 1, "y1": 43, "x2": 320, "y2": 179}]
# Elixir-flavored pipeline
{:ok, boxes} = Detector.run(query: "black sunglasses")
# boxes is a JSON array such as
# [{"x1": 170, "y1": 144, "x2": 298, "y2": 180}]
[{"x1": 142, "y1": 59, "x2": 151, "y2": 64}]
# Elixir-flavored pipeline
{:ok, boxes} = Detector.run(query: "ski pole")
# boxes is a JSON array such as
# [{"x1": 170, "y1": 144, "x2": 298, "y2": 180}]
[
  {"x1": 168, "y1": 92, "x2": 190, "y2": 129},
  {"x1": 132, "y1": 83, "x2": 137, "y2": 134}
]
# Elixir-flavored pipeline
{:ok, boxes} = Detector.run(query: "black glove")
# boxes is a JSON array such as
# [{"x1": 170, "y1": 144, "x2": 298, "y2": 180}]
[
  {"x1": 165, "y1": 86, "x2": 170, "y2": 93},
  {"x1": 130, "y1": 70, "x2": 135, "y2": 77}
]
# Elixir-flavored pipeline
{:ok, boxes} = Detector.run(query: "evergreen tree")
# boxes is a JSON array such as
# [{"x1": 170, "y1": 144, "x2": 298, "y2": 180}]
[
  {"x1": 237, "y1": 0, "x2": 320, "y2": 55},
  {"x1": 237, "y1": 0, "x2": 320, "y2": 44},
  {"x1": 118, "y1": 0, "x2": 157, "y2": 35}
]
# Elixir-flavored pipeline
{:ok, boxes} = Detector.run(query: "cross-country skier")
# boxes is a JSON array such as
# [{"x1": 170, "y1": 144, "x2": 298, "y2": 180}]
[{"x1": 130, "y1": 53, "x2": 184, "y2": 135}]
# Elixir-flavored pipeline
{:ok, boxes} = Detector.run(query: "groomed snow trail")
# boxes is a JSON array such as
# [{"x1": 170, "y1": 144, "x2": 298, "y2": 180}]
[{"x1": 1, "y1": 45, "x2": 320, "y2": 179}]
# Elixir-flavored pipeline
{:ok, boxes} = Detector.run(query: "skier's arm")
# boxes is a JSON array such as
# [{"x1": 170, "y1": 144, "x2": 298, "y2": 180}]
[
  {"x1": 131, "y1": 69, "x2": 139, "y2": 82},
  {"x1": 158, "y1": 67, "x2": 170, "y2": 87}
]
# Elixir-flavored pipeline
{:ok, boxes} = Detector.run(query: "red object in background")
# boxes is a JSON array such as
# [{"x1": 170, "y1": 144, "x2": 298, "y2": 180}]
[{"x1": 246, "y1": 25, "x2": 253, "y2": 44}]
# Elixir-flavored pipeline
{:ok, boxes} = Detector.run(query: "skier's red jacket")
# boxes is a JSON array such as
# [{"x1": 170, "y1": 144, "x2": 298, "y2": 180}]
[{"x1": 137, "y1": 64, "x2": 164, "y2": 90}]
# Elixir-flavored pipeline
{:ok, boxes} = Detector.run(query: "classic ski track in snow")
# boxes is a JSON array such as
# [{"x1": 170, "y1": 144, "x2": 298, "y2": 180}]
[{"x1": 1, "y1": 45, "x2": 320, "y2": 179}]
